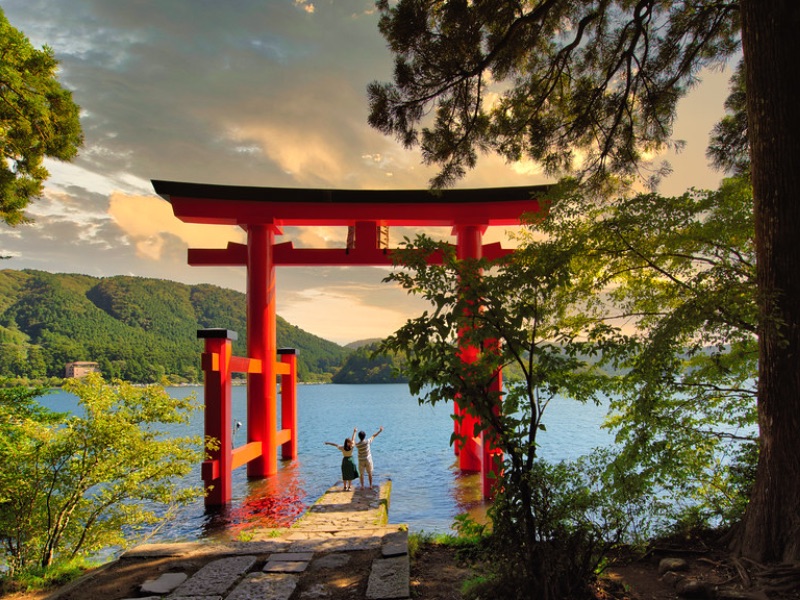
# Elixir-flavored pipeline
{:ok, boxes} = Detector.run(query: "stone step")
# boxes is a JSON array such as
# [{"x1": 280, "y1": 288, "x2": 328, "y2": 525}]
[
  {"x1": 171, "y1": 555, "x2": 257, "y2": 597},
  {"x1": 226, "y1": 572, "x2": 299, "y2": 600},
  {"x1": 367, "y1": 554, "x2": 410, "y2": 599}
]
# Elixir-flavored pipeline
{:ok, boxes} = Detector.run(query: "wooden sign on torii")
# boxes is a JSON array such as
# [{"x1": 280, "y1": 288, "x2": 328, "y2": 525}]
[{"x1": 153, "y1": 180, "x2": 544, "y2": 505}]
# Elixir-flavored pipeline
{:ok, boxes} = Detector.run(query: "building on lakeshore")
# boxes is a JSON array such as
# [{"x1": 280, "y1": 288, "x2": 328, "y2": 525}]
[{"x1": 65, "y1": 361, "x2": 100, "y2": 378}]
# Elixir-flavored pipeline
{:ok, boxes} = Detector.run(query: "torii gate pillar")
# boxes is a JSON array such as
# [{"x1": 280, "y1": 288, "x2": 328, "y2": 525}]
[
  {"x1": 246, "y1": 224, "x2": 279, "y2": 477},
  {"x1": 454, "y1": 224, "x2": 485, "y2": 473}
]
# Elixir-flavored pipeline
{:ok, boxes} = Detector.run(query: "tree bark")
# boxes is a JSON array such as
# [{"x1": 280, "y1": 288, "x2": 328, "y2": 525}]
[{"x1": 736, "y1": 0, "x2": 800, "y2": 563}]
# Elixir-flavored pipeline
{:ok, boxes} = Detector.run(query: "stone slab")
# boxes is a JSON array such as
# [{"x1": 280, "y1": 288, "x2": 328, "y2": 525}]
[
  {"x1": 366, "y1": 555, "x2": 410, "y2": 599},
  {"x1": 163, "y1": 597, "x2": 222, "y2": 600},
  {"x1": 226, "y1": 572, "x2": 298, "y2": 600},
  {"x1": 381, "y1": 543, "x2": 408, "y2": 558},
  {"x1": 124, "y1": 542, "x2": 204, "y2": 558},
  {"x1": 267, "y1": 551, "x2": 314, "y2": 561},
  {"x1": 311, "y1": 553, "x2": 351, "y2": 570},
  {"x1": 140, "y1": 571, "x2": 188, "y2": 594},
  {"x1": 287, "y1": 536, "x2": 381, "y2": 553},
  {"x1": 298, "y1": 583, "x2": 329, "y2": 599},
  {"x1": 263, "y1": 560, "x2": 309, "y2": 573},
  {"x1": 381, "y1": 529, "x2": 408, "y2": 557},
  {"x1": 172, "y1": 555, "x2": 257, "y2": 597},
  {"x1": 124, "y1": 540, "x2": 289, "y2": 559},
  {"x1": 207, "y1": 541, "x2": 292, "y2": 555}
]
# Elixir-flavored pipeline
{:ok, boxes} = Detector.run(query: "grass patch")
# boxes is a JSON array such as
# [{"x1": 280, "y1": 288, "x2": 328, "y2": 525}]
[
  {"x1": 408, "y1": 517, "x2": 488, "y2": 561},
  {"x1": 408, "y1": 514, "x2": 489, "y2": 558},
  {"x1": 408, "y1": 521, "x2": 491, "y2": 599},
  {"x1": 461, "y1": 573, "x2": 496, "y2": 599},
  {"x1": 1, "y1": 558, "x2": 90, "y2": 593},
  {"x1": 408, "y1": 531, "x2": 435, "y2": 559}
]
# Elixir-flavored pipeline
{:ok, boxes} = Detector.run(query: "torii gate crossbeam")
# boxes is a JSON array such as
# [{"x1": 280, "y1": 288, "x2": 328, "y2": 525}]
[{"x1": 153, "y1": 180, "x2": 544, "y2": 505}]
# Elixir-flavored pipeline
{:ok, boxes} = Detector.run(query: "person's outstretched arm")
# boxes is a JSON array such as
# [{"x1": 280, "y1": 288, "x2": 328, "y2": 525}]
[{"x1": 371, "y1": 426, "x2": 384, "y2": 441}]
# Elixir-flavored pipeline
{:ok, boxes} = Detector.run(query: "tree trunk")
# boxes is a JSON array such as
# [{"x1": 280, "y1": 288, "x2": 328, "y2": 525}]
[{"x1": 736, "y1": 0, "x2": 800, "y2": 563}]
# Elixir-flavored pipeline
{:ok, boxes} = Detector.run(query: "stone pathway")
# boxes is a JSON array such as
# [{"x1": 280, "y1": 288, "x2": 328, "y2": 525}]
[{"x1": 101, "y1": 481, "x2": 410, "y2": 600}]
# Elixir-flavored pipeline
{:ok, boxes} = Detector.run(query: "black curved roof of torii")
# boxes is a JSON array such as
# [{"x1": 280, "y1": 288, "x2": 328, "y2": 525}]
[{"x1": 152, "y1": 180, "x2": 549, "y2": 205}]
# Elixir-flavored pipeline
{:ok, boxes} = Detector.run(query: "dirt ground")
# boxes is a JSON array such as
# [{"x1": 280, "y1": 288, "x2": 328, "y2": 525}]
[
  {"x1": 2, "y1": 541, "x2": 799, "y2": 600},
  {"x1": 410, "y1": 544, "x2": 474, "y2": 599},
  {"x1": 600, "y1": 544, "x2": 800, "y2": 600}
]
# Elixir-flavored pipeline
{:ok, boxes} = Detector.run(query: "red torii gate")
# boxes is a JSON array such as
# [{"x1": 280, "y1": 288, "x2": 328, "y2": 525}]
[{"x1": 153, "y1": 180, "x2": 543, "y2": 505}]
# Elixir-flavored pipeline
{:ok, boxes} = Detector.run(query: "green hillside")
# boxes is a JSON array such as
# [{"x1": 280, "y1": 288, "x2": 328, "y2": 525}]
[
  {"x1": 0, "y1": 269, "x2": 348, "y2": 383},
  {"x1": 332, "y1": 342, "x2": 408, "y2": 384}
]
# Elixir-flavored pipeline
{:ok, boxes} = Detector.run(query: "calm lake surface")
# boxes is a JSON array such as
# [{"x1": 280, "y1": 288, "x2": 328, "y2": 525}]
[{"x1": 39, "y1": 383, "x2": 613, "y2": 542}]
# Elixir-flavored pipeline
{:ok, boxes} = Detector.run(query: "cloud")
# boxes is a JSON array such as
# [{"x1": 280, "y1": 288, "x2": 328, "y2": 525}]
[
  {"x1": 295, "y1": 0, "x2": 315, "y2": 14},
  {"x1": 225, "y1": 122, "x2": 345, "y2": 185},
  {"x1": 282, "y1": 226, "x2": 348, "y2": 248},
  {"x1": 108, "y1": 193, "x2": 245, "y2": 260},
  {"x1": 277, "y1": 280, "x2": 422, "y2": 345}
]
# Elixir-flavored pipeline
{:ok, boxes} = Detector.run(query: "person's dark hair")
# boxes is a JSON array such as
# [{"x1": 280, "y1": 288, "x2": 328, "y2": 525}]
[
  {"x1": 358, "y1": 430, "x2": 366, "y2": 441},
  {"x1": 344, "y1": 438, "x2": 353, "y2": 451}
]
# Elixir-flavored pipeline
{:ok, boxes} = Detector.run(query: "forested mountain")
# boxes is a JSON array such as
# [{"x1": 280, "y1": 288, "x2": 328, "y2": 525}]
[
  {"x1": 332, "y1": 342, "x2": 407, "y2": 384},
  {"x1": 344, "y1": 338, "x2": 382, "y2": 350},
  {"x1": 0, "y1": 269, "x2": 348, "y2": 383}
]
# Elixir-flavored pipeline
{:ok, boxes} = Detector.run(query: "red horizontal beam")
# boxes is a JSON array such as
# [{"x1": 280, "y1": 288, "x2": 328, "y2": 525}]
[
  {"x1": 189, "y1": 241, "x2": 514, "y2": 267},
  {"x1": 231, "y1": 442, "x2": 263, "y2": 470},
  {"x1": 229, "y1": 356, "x2": 262, "y2": 374},
  {"x1": 189, "y1": 243, "x2": 247, "y2": 266},
  {"x1": 274, "y1": 428, "x2": 292, "y2": 446},
  {"x1": 274, "y1": 244, "x2": 395, "y2": 266},
  {"x1": 167, "y1": 197, "x2": 539, "y2": 227}
]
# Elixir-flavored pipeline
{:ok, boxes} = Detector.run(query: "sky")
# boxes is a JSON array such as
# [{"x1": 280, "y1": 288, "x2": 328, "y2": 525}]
[{"x1": 0, "y1": 1, "x2": 735, "y2": 345}]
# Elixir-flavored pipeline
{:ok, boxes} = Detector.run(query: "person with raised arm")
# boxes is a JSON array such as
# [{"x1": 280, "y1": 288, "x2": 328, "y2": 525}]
[
  {"x1": 324, "y1": 427, "x2": 359, "y2": 491},
  {"x1": 355, "y1": 426, "x2": 384, "y2": 489}
]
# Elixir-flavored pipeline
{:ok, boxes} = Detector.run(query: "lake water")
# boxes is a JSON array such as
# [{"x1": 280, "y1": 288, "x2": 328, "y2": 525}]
[{"x1": 39, "y1": 383, "x2": 614, "y2": 542}]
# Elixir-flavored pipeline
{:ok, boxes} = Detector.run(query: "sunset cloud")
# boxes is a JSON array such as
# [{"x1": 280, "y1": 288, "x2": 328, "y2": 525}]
[{"x1": 108, "y1": 192, "x2": 245, "y2": 260}]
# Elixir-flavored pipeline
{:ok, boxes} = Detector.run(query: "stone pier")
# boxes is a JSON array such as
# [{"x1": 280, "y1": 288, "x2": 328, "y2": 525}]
[{"x1": 50, "y1": 480, "x2": 410, "y2": 600}]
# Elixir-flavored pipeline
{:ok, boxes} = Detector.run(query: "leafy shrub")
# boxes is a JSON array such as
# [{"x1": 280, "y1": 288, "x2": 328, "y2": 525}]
[{"x1": 0, "y1": 375, "x2": 203, "y2": 583}]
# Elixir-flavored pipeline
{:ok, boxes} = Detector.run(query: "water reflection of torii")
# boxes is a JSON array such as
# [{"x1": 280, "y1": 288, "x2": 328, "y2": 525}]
[{"x1": 152, "y1": 180, "x2": 544, "y2": 506}]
